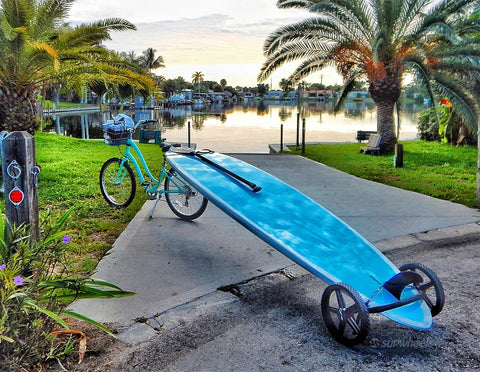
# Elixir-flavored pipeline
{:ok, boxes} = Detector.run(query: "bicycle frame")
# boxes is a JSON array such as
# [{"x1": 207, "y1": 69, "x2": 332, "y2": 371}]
[{"x1": 119, "y1": 139, "x2": 186, "y2": 198}]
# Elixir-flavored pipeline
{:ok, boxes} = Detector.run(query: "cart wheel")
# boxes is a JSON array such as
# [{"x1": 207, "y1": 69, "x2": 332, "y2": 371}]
[
  {"x1": 321, "y1": 283, "x2": 370, "y2": 347},
  {"x1": 399, "y1": 263, "x2": 445, "y2": 317}
]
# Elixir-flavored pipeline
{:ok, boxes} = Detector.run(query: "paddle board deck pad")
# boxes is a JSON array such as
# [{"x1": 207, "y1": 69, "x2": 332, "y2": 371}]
[{"x1": 165, "y1": 149, "x2": 442, "y2": 343}]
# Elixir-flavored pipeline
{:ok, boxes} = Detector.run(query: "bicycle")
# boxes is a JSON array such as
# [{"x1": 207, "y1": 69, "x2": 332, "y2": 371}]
[{"x1": 99, "y1": 114, "x2": 208, "y2": 220}]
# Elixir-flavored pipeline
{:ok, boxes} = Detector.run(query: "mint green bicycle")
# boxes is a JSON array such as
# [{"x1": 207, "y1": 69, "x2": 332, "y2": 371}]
[{"x1": 99, "y1": 114, "x2": 208, "y2": 220}]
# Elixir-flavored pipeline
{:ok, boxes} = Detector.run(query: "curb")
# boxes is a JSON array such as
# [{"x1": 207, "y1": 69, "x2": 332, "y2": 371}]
[{"x1": 375, "y1": 222, "x2": 480, "y2": 253}]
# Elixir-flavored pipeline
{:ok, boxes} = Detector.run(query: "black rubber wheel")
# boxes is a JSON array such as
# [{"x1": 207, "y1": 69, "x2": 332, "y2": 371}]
[
  {"x1": 321, "y1": 283, "x2": 370, "y2": 347},
  {"x1": 164, "y1": 169, "x2": 208, "y2": 221},
  {"x1": 99, "y1": 158, "x2": 136, "y2": 208},
  {"x1": 399, "y1": 263, "x2": 445, "y2": 317}
]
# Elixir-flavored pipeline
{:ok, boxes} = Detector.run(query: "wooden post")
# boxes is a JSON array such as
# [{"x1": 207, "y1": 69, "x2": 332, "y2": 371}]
[
  {"x1": 296, "y1": 113, "x2": 300, "y2": 149},
  {"x1": 394, "y1": 143, "x2": 404, "y2": 168},
  {"x1": 1, "y1": 132, "x2": 39, "y2": 240},
  {"x1": 187, "y1": 121, "x2": 191, "y2": 148},
  {"x1": 280, "y1": 124, "x2": 284, "y2": 153},
  {"x1": 301, "y1": 118, "x2": 306, "y2": 155}
]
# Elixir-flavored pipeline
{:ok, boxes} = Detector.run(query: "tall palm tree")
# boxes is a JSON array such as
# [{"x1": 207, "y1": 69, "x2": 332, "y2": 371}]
[
  {"x1": 258, "y1": 0, "x2": 480, "y2": 153},
  {"x1": 192, "y1": 71, "x2": 204, "y2": 93},
  {"x1": 279, "y1": 78, "x2": 293, "y2": 92},
  {"x1": 0, "y1": 0, "x2": 154, "y2": 133},
  {"x1": 138, "y1": 48, "x2": 165, "y2": 73},
  {"x1": 220, "y1": 78, "x2": 227, "y2": 90}
]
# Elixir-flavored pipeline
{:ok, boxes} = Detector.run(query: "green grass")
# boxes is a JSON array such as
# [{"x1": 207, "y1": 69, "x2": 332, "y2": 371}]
[
  {"x1": 42, "y1": 100, "x2": 96, "y2": 109},
  {"x1": 289, "y1": 141, "x2": 478, "y2": 208},
  {"x1": 1, "y1": 133, "x2": 164, "y2": 272}
]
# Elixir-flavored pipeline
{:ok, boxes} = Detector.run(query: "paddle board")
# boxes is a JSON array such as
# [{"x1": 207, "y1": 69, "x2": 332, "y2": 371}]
[{"x1": 165, "y1": 150, "x2": 432, "y2": 330}]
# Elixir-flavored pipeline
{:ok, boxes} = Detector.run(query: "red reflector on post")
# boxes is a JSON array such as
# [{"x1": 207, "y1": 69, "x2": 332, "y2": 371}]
[{"x1": 9, "y1": 188, "x2": 24, "y2": 205}]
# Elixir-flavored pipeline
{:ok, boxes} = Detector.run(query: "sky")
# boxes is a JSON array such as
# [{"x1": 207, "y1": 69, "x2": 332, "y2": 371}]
[{"x1": 67, "y1": 0, "x2": 341, "y2": 89}]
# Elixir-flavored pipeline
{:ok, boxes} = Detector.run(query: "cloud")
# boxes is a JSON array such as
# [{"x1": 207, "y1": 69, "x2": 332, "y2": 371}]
[
  {"x1": 104, "y1": 14, "x2": 268, "y2": 65},
  {"x1": 68, "y1": 2, "x2": 337, "y2": 86}
]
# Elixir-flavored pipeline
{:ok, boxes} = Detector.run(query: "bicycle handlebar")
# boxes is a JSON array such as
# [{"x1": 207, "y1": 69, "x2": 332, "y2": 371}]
[{"x1": 113, "y1": 115, "x2": 158, "y2": 130}]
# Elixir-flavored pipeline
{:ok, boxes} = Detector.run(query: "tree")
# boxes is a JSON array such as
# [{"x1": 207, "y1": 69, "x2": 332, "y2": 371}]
[
  {"x1": 192, "y1": 71, "x2": 204, "y2": 93},
  {"x1": 192, "y1": 71, "x2": 204, "y2": 84},
  {"x1": 220, "y1": 79, "x2": 227, "y2": 90},
  {"x1": 0, "y1": 0, "x2": 154, "y2": 133},
  {"x1": 119, "y1": 50, "x2": 139, "y2": 64},
  {"x1": 162, "y1": 79, "x2": 178, "y2": 97},
  {"x1": 258, "y1": 0, "x2": 480, "y2": 153},
  {"x1": 138, "y1": 48, "x2": 165, "y2": 73},
  {"x1": 279, "y1": 78, "x2": 293, "y2": 92},
  {"x1": 297, "y1": 80, "x2": 310, "y2": 92},
  {"x1": 256, "y1": 83, "x2": 269, "y2": 96}
]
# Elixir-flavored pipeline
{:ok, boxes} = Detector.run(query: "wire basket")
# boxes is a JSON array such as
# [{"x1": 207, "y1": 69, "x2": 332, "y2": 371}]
[{"x1": 103, "y1": 125, "x2": 132, "y2": 146}]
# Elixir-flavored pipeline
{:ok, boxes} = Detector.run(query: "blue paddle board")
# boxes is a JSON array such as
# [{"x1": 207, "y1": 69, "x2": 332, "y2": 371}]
[{"x1": 165, "y1": 150, "x2": 432, "y2": 330}]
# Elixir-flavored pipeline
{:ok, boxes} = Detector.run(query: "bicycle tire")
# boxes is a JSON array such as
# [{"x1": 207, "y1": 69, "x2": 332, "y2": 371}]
[
  {"x1": 164, "y1": 169, "x2": 208, "y2": 220},
  {"x1": 99, "y1": 157, "x2": 136, "y2": 208}
]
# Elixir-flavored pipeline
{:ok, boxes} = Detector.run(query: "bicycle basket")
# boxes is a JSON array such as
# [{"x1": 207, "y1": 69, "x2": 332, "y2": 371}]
[{"x1": 103, "y1": 122, "x2": 132, "y2": 146}]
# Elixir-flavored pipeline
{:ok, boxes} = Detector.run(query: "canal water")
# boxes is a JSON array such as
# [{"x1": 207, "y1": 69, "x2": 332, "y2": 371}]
[{"x1": 42, "y1": 99, "x2": 424, "y2": 153}]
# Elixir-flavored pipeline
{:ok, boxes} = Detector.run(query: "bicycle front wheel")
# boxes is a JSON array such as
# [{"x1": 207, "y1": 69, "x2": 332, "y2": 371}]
[
  {"x1": 100, "y1": 157, "x2": 136, "y2": 208},
  {"x1": 164, "y1": 169, "x2": 208, "y2": 220}
]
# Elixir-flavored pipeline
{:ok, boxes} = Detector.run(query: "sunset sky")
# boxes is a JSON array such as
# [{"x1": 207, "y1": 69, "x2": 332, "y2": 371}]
[{"x1": 68, "y1": 0, "x2": 341, "y2": 88}]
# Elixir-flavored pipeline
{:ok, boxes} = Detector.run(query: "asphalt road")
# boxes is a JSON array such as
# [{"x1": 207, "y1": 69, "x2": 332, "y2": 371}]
[{"x1": 76, "y1": 237, "x2": 480, "y2": 372}]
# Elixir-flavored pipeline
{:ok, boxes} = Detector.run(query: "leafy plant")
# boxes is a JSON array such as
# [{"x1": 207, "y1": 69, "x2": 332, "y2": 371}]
[
  {"x1": 0, "y1": 209, "x2": 135, "y2": 370},
  {"x1": 418, "y1": 100, "x2": 475, "y2": 145}
]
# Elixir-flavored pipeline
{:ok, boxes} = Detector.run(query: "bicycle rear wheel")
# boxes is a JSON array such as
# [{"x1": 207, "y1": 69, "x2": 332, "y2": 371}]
[
  {"x1": 164, "y1": 169, "x2": 208, "y2": 220},
  {"x1": 100, "y1": 157, "x2": 136, "y2": 208}
]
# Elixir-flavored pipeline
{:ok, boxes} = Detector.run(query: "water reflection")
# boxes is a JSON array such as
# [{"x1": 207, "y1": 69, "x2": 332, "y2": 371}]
[{"x1": 42, "y1": 100, "x2": 426, "y2": 152}]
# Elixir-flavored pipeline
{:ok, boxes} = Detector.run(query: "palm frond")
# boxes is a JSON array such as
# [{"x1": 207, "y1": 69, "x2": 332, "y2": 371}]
[
  {"x1": 30, "y1": 0, "x2": 74, "y2": 38},
  {"x1": 88, "y1": 18, "x2": 136, "y2": 33},
  {"x1": 432, "y1": 73, "x2": 479, "y2": 131},
  {"x1": 259, "y1": 39, "x2": 335, "y2": 81},
  {"x1": 334, "y1": 72, "x2": 360, "y2": 112},
  {"x1": 263, "y1": 18, "x2": 342, "y2": 56},
  {"x1": 289, "y1": 55, "x2": 332, "y2": 83}
]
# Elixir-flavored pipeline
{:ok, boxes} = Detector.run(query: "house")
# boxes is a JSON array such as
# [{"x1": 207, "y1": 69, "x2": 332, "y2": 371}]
[
  {"x1": 263, "y1": 90, "x2": 283, "y2": 100},
  {"x1": 347, "y1": 91, "x2": 370, "y2": 100},
  {"x1": 301, "y1": 90, "x2": 335, "y2": 100}
]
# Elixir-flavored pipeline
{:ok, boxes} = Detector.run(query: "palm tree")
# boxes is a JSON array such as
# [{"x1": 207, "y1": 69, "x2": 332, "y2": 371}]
[
  {"x1": 279, "y1": 78, "x2": 293, "y2": 93},
  {"x1": 119, "y1": 50, "x2": 139, "y2": 64},
  {"x1": 0, "y1": 0, "x2": 154, "y2": 133},
  {"x1": 192, "y1": 71, "x2": 204, "y2": 93},
  {"x1": 220, "y1": 79, "x2": 227, "y2": 90},
  {"x1": 138, "y1": 48, "x2": 165, "y2": 73},
  {"x1": 258, "y1": 0, "x2": 480, "y2": 153}
]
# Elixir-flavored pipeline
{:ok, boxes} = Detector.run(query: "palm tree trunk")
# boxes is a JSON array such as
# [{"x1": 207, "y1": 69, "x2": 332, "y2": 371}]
[
  {"x1": 0, "y1": 86, "x2": 38, "y2": 134},
  {"x1": 477, "y1": 130, "x2": 480, "y2": 207},
  {"x1": 376, "y1": 101, "x2": 397, "y2": 153},
  {"x1": 368, "y1": 73, "x2": 401, "y2": 153}
]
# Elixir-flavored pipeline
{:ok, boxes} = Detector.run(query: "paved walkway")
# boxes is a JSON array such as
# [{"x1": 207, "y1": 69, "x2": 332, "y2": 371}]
[{"x1": 71, "y1": 153, "x2": 480, "y2": 333}]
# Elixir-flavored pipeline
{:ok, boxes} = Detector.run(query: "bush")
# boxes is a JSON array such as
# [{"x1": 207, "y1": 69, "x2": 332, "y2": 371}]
[
  {"x1": 0, "y1": 210, "x2": 134, "y2": 370},
  {"x1": 418, "y1": 107, "x2": 442, "y2": 142},
  {"x1": 418, "y1": 106, "x2": 476, "y2": 145}
]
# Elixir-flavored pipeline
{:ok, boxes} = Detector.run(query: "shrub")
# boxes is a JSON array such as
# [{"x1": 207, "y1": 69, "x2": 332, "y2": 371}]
[
  {"x1": 0, "y1": 209, "x2": 134, "y2": 370},
  {"x1": 418, "y1": 105, "x2": 476, "y2": 145}
]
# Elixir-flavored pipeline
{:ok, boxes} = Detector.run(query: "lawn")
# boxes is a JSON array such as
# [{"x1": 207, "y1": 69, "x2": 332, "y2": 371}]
[
  {"x1": 1, "y1": 133, "x2": 164, "y2": 272},
  {"x1": 289, "y1": 140, "x2": 479, "y2": 208}
]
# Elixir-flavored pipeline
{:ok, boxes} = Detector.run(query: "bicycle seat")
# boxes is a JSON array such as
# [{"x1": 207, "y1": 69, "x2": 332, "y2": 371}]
[{"x1": 160, "y1": 143, "x2": 182, "y2": 152}]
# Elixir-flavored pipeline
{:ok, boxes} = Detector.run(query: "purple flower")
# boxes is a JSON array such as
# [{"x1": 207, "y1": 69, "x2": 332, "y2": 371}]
[
  {"x1": 63, "y1": 235, "x2": 70, "y2": 244},
  {"x1": 14, "y1": 276, "x2": 24, "y2": 286},
  {"x1": 0, "y1": 264, "x2": 5, "y2": 270}
]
